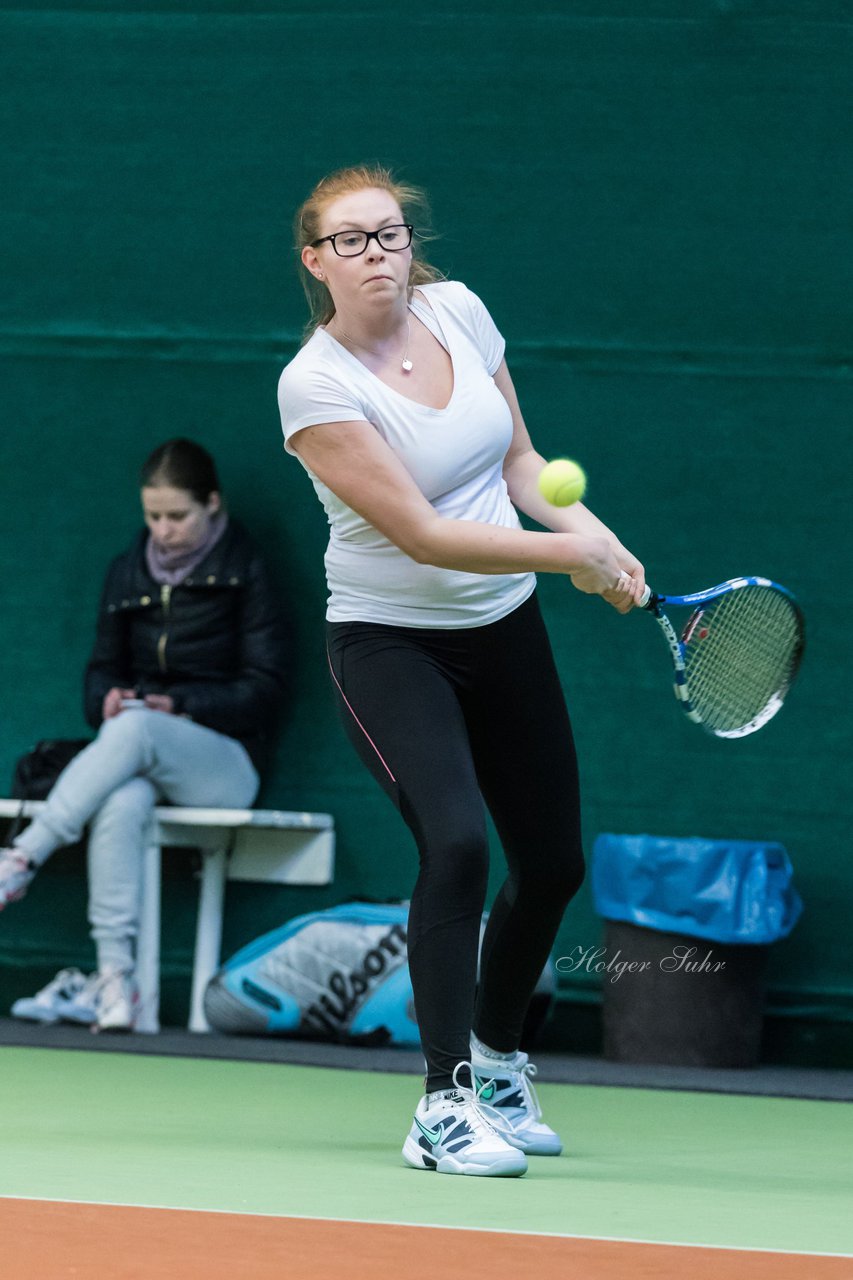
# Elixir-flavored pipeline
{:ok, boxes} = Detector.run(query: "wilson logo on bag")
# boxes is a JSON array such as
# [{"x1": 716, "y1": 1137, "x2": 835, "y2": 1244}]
[{"x1": 203, "y1": 902, "x2": 419, "y2": 1046}]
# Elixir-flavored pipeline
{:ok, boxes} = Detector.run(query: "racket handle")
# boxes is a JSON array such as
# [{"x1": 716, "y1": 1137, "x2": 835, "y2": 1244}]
[{"x1": 618, "y1": 571, "x2": 653, "y2": 609}]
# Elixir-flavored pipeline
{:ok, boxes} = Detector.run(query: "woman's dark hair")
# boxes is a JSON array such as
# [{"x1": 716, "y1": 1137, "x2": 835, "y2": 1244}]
[{"x1": 140, "y1": 438, "x2": 220, "y2": 505}]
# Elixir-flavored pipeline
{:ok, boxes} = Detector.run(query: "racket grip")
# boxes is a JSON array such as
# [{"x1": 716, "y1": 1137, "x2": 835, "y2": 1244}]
[{"x1": 619, "y1": 570, "x2": 653, "y2": 609}]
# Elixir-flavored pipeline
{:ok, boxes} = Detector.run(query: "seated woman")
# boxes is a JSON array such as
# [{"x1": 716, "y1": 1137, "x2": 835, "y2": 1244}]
[{"x1": 0, "y1": 438, "x2": 290, "y2": 1030}]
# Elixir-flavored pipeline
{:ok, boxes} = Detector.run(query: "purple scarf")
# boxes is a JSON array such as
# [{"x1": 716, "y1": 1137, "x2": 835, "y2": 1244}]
[{"x1": 145, "y1": 512, "x2": 229, "y2": 587}]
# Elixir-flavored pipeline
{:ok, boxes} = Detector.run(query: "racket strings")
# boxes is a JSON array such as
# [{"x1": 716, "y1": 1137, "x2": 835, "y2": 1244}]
[{"x1": 682, "y1": 588, "x2": 802, "y2": 733}]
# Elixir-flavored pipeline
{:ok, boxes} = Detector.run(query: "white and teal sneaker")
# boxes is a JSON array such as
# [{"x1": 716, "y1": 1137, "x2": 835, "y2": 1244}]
[
  {"x1": 471, "y1": 1049, "x2": 563, "y2": 1156},
  {"x1": 402, "y1": 1063, "x2": 527, "y2": 1177},
  {"x1": 11, "y1": 968, "x2": 89, "y2": 1024}
]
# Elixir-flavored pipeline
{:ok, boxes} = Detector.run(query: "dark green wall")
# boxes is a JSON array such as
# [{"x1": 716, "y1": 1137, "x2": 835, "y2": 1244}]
[{"x1": 0, "y1": 2, "x2": 850, "y2": 1053}]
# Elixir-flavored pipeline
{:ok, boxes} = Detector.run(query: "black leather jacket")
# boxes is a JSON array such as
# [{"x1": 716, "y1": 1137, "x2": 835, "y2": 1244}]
[{"x1": 84, "y1": 519, "x2": 290, "y2": 770}]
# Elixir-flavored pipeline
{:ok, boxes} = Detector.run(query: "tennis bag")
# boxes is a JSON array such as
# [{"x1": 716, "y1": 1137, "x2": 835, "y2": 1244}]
[
  {"x1": 203, "y1": 902, "x2": 419, "y2": 1045},
  {"x1": 203, "y1": 901, "x2": 556, "y2": 1047}
]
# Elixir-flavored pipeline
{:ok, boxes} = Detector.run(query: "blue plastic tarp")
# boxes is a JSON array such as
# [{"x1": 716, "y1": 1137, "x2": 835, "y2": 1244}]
[{"x1": 592, "y1": 834, "x2": 802, "y2": 945}]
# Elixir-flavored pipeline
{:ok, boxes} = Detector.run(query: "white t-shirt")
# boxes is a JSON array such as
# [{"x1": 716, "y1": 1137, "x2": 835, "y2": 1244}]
[{"x1": 277, "y1": 280, "x2": 536, "y2": 627}]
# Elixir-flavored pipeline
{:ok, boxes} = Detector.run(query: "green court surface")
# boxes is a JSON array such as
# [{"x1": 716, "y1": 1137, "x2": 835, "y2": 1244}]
[{"x1": 2, "y1": 1046, "x2": 851, "y2": 1257}]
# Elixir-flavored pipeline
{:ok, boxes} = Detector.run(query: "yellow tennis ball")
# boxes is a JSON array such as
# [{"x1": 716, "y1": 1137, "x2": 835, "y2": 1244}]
[{"x1": 537, "y1": 458, "x2": 587, "y2": 507}]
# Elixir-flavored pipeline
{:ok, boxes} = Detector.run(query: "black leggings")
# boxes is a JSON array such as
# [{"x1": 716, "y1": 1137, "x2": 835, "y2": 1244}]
[{"x1": 326, "y1": 591, "x2": 585, "y2": 1091}]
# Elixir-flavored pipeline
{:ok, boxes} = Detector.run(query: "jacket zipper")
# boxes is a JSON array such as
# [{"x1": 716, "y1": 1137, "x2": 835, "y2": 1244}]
[{"x1": 157, "y1": 584, "x2": 171, "y2": 672}]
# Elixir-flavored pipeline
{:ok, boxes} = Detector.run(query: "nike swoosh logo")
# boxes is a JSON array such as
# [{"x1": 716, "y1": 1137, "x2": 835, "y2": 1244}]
[
  {"x1": 414, "y1": 1116, "x2": 443, "y2": 1145},
  {"x1": 475, "y1": 1078, "x2": 496, "y2": 1101}
]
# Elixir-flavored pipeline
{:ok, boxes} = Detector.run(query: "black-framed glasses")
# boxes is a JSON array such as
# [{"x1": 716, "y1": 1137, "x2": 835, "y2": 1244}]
[{"x1": 311, "y1": 223, "x2": 413, "y2": 258}]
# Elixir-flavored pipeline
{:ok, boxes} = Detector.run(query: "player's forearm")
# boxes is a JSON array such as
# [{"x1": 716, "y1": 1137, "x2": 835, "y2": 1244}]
[
  {"x1": 505, "y1": 450, "x2": 629, "y2": 553},
  {"x1": 406, "y1": 515, "x2": 612, "y2": 577}
]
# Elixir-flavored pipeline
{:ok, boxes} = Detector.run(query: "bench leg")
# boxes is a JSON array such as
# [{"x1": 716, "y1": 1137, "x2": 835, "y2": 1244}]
[
  {"x1": 188, "y1": 844, "x2": 227, "y2": 1032},
  {"x1": 135, "y1": 828, "x2": 161, "y2": 1034}
]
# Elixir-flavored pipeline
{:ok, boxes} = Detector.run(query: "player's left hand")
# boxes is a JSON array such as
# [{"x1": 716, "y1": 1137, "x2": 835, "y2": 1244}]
[{"x1": 602, "y1": 560, "x2": 646, "y2": 614}]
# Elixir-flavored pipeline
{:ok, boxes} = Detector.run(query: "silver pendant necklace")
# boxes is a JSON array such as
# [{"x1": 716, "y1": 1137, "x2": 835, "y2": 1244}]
[
  {"x1": 401, "y1": 321, "x2": 413, "y2": 372},
  {"x1": 334, "y1": 318, "x2": 413, "y2": 374}
]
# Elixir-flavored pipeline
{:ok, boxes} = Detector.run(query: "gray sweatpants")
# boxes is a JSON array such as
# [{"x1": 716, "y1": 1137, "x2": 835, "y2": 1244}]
[{"x1": 13, "y1": 709, "x2": 259, "y2": 972}]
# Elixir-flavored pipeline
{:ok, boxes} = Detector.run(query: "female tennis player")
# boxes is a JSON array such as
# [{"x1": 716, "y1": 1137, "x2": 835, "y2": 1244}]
[
  {"x1": 278, "y1": 164, "x2": 646, "y2": 1177},
  {"x1": 0, "y1": 439, "x2": 289, "y2": 1030}
]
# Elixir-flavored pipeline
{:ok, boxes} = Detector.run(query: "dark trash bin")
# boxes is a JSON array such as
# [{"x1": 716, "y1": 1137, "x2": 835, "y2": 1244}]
[{"x1": 591, "y1": 835, "x2": 802, "y2": 1069}]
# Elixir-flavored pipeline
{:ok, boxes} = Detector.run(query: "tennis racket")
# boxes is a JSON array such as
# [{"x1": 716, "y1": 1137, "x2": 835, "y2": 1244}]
[{"x1": 637, "y1": 576, "x2": 805, "y2": 738}]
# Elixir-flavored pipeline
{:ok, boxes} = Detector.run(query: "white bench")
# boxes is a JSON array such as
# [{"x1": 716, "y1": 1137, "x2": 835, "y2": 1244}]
[{"x1": 0, "y1": 799, "x2": 335, "y2": 1034}]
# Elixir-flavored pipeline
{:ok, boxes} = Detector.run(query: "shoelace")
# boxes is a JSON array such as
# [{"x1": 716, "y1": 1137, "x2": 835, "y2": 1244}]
[
  {"x1": 474, "y1": 1057, "x2": 544, "y2": 1125},
  {"x1": 449, "y1": 1062, "x2": 517, "y2": 1142},
  {"x1": 80, "y1": 971, "x2": 111, "y2": 1002},
  {"x1": 86, "y1": 968, "x2": 133, "y2": 1007},
  {"x1": 517, "y1": 1061, "x2": 544, "y2": 1122}
]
